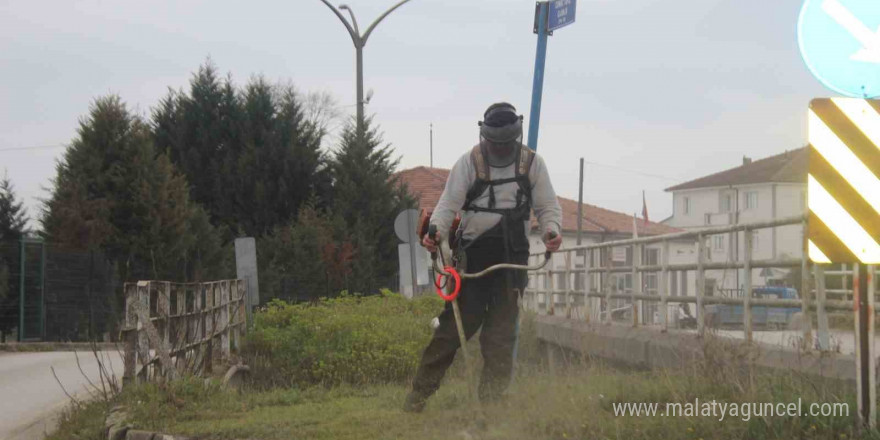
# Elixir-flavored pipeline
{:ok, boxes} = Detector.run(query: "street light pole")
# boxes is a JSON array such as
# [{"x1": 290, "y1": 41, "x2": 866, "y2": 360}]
[{"x1": 317, "y1": 0, "x2": 414, "y2": 134}]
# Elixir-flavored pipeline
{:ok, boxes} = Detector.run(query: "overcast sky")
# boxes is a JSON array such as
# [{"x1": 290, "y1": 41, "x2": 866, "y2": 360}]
[{"x1": 0, "y1": 0, "x2": 830, "y2": 227}]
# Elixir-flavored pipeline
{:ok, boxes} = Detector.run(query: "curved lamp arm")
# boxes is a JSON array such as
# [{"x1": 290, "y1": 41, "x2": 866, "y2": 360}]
[
  {"x1": 362, "y1": 0, "x2": 414, "y2": 45},
  {"x1": 317, "y1": 0, "x2": 358, "y2": 45},
  {"x1": 340, "y1": 6, "x2": 361, "y2": 38}
]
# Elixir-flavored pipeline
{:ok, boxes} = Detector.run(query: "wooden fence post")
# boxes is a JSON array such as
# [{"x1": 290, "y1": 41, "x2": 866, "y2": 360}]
[
  {"x1": 220, "y1": 280, "x2": 230, "y2": 360},
  {"x1": 136, "y1": 281, "x2": 150, "y2": 382},
  {"x1": 160, "y1": 282, "x2": 171, "y2": 364},
  {"x1": 122, "y1": 283, "x2": 137, "y2": 386}
]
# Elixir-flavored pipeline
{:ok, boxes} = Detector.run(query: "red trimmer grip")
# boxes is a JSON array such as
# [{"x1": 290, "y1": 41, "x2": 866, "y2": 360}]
[{"x1": 435, "y1": 266, "x2": 461, "y2": 301}]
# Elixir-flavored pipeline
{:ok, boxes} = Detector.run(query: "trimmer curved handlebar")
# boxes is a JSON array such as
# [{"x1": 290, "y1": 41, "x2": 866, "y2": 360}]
[{"x1": 431, "y1": 231, "x2": 558, "y2": 280}]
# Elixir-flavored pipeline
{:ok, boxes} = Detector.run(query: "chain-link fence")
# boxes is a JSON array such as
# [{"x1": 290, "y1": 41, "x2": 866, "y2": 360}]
[{"x1": 0, "y1": 240, "x2": 118, "y2": 342}]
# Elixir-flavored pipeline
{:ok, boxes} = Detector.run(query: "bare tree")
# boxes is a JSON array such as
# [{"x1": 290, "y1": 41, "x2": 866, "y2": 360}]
[{"x1": 301, "y1": 90, "x2": 343, "y2": 143}]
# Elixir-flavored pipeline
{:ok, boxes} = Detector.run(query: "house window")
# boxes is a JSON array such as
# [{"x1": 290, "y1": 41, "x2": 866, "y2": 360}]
[
  {"x1": 683, "y1": 197, "x2": 691, "y2": 215},
  {"x1": 713, "y1": 235, "x2": 724, "y2": 251},
  {"x1": 704, "y1": 213, "x2": 712, "y2": 225},
  {"x1": 720, "y1": 193, "x2": 733, "y2": 213},
  {"x1": 745, "y1": 192, "x2": 758, "y2": 210}
]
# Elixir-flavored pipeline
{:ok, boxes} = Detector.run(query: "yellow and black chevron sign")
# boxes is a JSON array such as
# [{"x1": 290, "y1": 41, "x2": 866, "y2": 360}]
[{"x1": 808, "y1": 98, "x2": 880, "y2": 264}]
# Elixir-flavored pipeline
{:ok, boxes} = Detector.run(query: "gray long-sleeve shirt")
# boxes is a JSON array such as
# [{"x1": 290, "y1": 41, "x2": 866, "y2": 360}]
[{"x1": 431, "y1": 146, "x2": 562, "y2": 244}]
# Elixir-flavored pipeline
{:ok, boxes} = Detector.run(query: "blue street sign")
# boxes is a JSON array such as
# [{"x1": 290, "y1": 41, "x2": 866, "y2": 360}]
[
  {"x1": 548, "y1": 0, "x2": 576, "y2": 32},
  {"x1": 798, "y1": 0, "x2": 880, "y2": 98}
]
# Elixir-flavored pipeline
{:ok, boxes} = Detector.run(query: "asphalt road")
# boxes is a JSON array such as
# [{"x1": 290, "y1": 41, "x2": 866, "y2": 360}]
[{"x1": 0, "y1": 351, "x2": 123, "y2": 440}]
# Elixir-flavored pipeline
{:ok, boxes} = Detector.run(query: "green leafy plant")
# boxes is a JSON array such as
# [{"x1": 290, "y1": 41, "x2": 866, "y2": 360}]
[{"x1": 242, "y1": 292, "x2": 443, "y2": 388}]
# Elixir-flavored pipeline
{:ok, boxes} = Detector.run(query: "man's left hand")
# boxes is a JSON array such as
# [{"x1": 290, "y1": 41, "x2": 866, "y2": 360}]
[{"x1": 543, "y1": 228, "x2": 562, "y2": 253}]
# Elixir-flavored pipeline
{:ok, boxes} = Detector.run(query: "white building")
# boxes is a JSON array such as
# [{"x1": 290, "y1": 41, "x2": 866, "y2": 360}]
[{"x1": 663, "y1": 148, "x2": 808, "y2": 294}]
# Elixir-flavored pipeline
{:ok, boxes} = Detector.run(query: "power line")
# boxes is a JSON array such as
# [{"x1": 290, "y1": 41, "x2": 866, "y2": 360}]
[
  {"x1": 583, "y1": 160, "x2": 680, "y2": 182},
  {"x1": 0, "y1": 144, "x2": 67, "y2": 153}
]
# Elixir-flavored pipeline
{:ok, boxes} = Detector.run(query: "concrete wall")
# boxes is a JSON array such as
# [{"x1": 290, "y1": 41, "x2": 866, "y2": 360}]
[{"x1": 536, "y1": 315, "x2": 857, "y2": 383}]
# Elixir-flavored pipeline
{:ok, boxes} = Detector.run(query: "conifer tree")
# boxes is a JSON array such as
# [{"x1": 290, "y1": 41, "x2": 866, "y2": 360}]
[
  {"x1": 0, "y1": 174, "x2": 28, "y2": 242},
  {"x1": 42, "y1": 96, "x2": 227, "y2": 328},
  {"x1": 330, "y1": 118, "x2": 415, "y2": 294},
  {"x1": 0, "y1": 173, "x2": 28, "y2": 340},
  {"x1": 152, "y1": 62, "x2": 329, "y2": 237}
]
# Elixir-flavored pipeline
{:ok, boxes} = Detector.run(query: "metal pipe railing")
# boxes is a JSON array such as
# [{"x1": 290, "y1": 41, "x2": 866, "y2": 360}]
[{"x1": 523, "y1": 215, "x2": 871, "y2": 351}]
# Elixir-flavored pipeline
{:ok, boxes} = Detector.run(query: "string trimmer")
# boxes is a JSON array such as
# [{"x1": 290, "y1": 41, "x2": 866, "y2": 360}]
[{"x1": 418, "y1": 208, "x2": 556, "y2": 402}]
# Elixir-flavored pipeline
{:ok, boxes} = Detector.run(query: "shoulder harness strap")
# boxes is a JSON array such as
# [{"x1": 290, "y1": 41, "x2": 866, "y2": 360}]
[
  {"x1": 462, "y1": 143, "x2": 536, "y2": 212},
  {"x1": 514, "y1": 144, "x2": 535, "y2": 208},
  {"x1": 464, "y1": 144, "x2": 490, "y2": 209}
]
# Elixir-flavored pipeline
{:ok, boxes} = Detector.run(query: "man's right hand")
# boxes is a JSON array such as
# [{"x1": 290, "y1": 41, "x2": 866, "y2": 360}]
[{"x1": 421, "y1": 233, "x2": 438, "y2": 253}]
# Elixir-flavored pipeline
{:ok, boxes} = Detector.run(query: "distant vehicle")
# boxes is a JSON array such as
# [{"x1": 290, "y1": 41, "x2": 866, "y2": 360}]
[{"x1": 705, "y1": 286, "x2": 800, "y2": 329}]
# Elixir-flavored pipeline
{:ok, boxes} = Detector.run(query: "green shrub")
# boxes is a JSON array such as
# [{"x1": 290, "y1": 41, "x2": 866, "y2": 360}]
[{"x1": 242, "y1": 291, "x2": 444, "y2": 388}]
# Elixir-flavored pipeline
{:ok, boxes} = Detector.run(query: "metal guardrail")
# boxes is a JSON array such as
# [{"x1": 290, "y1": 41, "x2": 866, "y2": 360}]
[
  {"x1": 121, "y1": 279, "x2": 246, "y2": 385},
  {"x1": 523, "y1": 215, "x2": 866, "y2": 350}
]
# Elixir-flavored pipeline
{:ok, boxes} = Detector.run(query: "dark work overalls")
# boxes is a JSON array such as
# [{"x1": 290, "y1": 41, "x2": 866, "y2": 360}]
[{"x1": 410, "y1": 143, "x2": 534, "y2": 404}]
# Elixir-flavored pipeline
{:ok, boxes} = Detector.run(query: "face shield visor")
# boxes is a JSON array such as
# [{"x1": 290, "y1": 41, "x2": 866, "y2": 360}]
[{"x1": 478, "y1": 103, "x2": 524, "y2": 147}]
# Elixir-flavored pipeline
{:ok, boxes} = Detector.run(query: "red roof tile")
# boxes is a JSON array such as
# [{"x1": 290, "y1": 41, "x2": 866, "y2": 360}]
[{"x1": 395, "y1": 166, "x2": 680, "y2": 236}]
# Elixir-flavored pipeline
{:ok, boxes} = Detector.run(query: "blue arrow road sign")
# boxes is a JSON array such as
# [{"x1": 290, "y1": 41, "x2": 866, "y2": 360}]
[
  {"x1": 798, "y1": 0, "x2": 880, "y2": 98},
  {"x1": 548, "y1": 0, "x2": 576, "y2": 32}
]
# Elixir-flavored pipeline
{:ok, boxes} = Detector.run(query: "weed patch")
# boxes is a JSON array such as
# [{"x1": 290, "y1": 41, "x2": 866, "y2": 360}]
[{"x1": 242, "y1": 292, "x2": 444, "y2": 388}]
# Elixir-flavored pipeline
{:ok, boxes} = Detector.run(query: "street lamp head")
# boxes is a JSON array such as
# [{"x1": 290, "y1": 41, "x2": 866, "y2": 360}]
[{"x1": 339, "y1": 4, "x2": 350, "y2": 10}]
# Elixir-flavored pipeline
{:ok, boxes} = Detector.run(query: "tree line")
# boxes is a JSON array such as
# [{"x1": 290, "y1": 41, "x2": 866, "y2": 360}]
[{"x1": 1, "y1": 61, "x2": 413, "y2": 338}]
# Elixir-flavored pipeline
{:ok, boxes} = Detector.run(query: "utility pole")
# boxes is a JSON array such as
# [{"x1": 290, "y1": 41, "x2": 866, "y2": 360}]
[
  {"x1": 577, "y1": 158, "x2": 584, "y2": 245},
  {"x1": 318, "y1": 0, "x2": 414, "y2": 134},
  {"x1": 429, "y1": 123, "x2": 433, "y2": 168}
]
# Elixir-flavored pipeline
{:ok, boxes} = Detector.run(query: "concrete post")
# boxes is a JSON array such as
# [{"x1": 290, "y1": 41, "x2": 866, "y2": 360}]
[
  {"x1": 584, "y1": 248, "x2": 591, "y2": 322},
  {"x1": 565, "y1": 251, "x2": 572, "y2": 319},
  {"x1": 696, "y1": 234, "x2": 706, "y2": 337},
  {"x1": 800, "y1": 218, "x2": 814, "y2": 349},
  {"x1": 631, "y1": 243, "x2": 639, "y2": 327},
  {"x1": 743, "y1": 228, "x2": 752, "y2": 343},
  {"x1": 660, "y1": 240, "x2": 669, "y2": 332},
  {"x1": 604, "y1": 248, "x2": 613, "y2": 325}
]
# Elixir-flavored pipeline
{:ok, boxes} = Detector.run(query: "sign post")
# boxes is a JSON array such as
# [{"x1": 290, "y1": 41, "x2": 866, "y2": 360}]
[
  {"x1": 799, "y1": 0, "x2": 880, "y2": 430},
  {"x1": 806, "y1": 97, "x2": 880, "y2": 430},
  {"x1": 527, "y1": 0, "x2": 576, "y2": 151}
]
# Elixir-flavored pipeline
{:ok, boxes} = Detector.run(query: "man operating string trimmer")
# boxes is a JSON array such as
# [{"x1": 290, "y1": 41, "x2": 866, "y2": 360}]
[{"x1": 404, "y1": 102, "x2": 563, "y2": 412}]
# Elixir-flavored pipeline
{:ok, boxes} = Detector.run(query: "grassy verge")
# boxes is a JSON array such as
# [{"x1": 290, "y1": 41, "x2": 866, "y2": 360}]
[
  {"x1": 43, "y1": 399, "x2": 111, "y2": 440},
  {"x1": 118, "y1": 365, "x2": 867, "y2": 440},
  {"x1": 44, "y1": 293, "x2": 876, "y2": 440}
]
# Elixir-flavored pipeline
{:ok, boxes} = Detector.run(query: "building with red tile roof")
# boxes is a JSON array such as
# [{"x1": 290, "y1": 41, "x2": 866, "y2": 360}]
[{"x1": 395, "y1": 166, "x2": 681, "y2": 240}]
